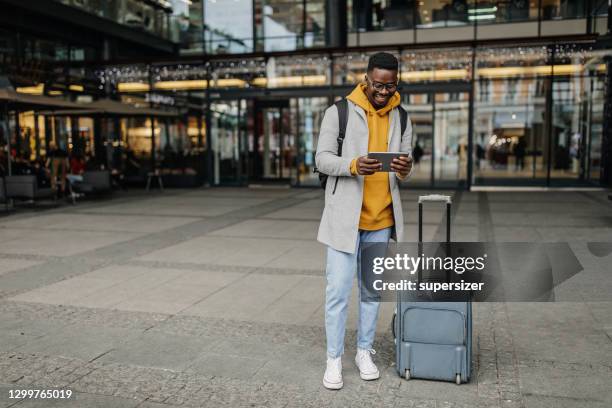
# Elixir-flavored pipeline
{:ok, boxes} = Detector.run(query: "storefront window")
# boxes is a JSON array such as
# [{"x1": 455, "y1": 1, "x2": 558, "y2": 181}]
[
  {"x1": 401, "y1": 47, "x2": 472, "y2": 83},
  {"x1": 205, "y1": 0, "x2": 254, "y2": 53},
  {"x1": 210, "y1": 101, "x2": 245, "y2": 184},
  {"x1": 470, "y1": 1, "x2": 538, "y2": 24},
  {"x1": 265, "y1": 55, "x2": 330, "y2": 88},
  {"x1": 332, "y1": 51, "x2": 374, "y2": 86},
  {"x1": 211, "y1": 59, "x2": 266, "y2": 89},
  {"x1": 474, "y1": 76, "x2": 548, "y2": 185},
  {"x1": 475, "y1": 45, "x2": 551, "y2": 80},
  {"x1": 295, "y1": 97, "x2": 328, "y2": 186},
  {"x1": 254, "y1": 0, "x2": 325, "y2": 52},
  {"x1": 541, "y1": 0, "x2": 586, "y2": 20},
  {"x1": 417, "y1": 0, "x2": 469, "y2": 28}
]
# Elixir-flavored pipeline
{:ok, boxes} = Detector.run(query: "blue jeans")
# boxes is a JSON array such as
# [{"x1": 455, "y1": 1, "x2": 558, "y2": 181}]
[{"x1": 325, "y1": 227, "x2": 392, "y2": 358}]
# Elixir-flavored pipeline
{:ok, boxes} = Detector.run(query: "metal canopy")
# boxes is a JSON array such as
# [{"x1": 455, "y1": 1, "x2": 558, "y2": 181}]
[
  {"x1": 0, "y1": 88, "x2": 86, "y2": 110},
  {"x1": 36, "y1": 98, "x2": 179, "y2": 117}
]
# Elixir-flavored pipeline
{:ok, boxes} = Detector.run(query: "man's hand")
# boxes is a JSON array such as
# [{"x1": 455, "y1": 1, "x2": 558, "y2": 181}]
[
  {"x1": 390, "y1": 155, "x2": 412, "y2": 178},
  {"x1": 355, "y1": 156, "x2": 382, "y2": 175}
]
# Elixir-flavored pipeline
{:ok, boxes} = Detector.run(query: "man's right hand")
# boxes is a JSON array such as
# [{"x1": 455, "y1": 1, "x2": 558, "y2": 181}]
[{"x1": 355, "y1": 155, "x2": 382, "y2": 175}]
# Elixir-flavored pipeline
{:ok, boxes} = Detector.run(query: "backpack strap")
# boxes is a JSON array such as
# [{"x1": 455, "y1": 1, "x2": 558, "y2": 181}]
[
  {"x1": 398, "y1": 105, "x2": 408, "y2": 136},
  {"x1": 334, "y1": 98, "x2": 349, "y2": 157}
]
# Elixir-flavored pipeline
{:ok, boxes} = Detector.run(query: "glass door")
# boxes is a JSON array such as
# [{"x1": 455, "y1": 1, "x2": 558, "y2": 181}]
[
  {"x1": 473, "y1": 77, "x2": 548, "y2": 186},
  {"x1": 210, "y1": 100, "x2": 244, "y2": 185},
  {"x1": 401, "y1": 91, "x2": 468, "y2": 187},
  {"x1": 401, "y1": 93, "x2": 433, "y2": 186},
  {"x1": 294, "y1": 97, "x2": 329, "y2": 186},
  {"x1": 253, "y1": 100, "x2": 292, "y2": 184},
  {"x1": 434, "y1": 92, "x2": 469, "y2": 187}
]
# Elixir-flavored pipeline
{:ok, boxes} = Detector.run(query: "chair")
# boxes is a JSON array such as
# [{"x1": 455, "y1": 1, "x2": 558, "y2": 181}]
[
  {"x1": 5, "y1": 175, "x2": 55, "y2": 203},
  {"x1": 0, "y1": 177, "x2": 9, "y2": 211},
  {"x1": 69, "y1": 170, "x2": 112, "y2": 204}
]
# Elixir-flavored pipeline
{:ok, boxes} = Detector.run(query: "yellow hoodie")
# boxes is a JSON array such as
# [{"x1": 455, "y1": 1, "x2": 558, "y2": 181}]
[{"x1": 348, "y1": 83, "x2": 401, "y2": 231}]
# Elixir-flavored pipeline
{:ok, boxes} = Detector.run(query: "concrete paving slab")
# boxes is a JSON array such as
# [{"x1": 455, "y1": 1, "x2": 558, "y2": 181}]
[
  {"x1": 0, "y1": 332, "x2": 39, "y2": 353},
  {"x1": 0, "y1": 317, "x2": 64, "y2": 342},
  {"x1": 138, "y1": 236, "x2": 297, "y2": 267},
  {"x1": 9, "y1": 276, "x2": 124, "y2": 305},
  {"x1": 0, "y1": 229, "x2": 145, "y2": 257},
  {"x1": 0, "y1": 213, "x2": 200, "y2": 233},
  {"x1": 518, "y1": 364, "x2": 612, "y2": 403},
  {"x1": 0, "y1": 228, "x2": 38, "y2": 245},
  {"x1": 491, "y1": 226, "x2": 542, "y2": 242},
  {"x1": 0, "y1": 259, "x2": 43, "y2": 277},
  {"x1": 257, "y1": 276, "x2": 325, "y2": 324},
  {"x1": 14, "y1": 324, "x2": 142, "y2": 362},
  {"x1": 262, "y1": 242, "x2": 325, "y2": 271},
  {"x1": 180, "y1": 273, "x2": 304, "y2": 320},
  {"x1": 535, "y1": 227, "x2": 612, "y2": 242},
  {"x1": 523, "y1": 395, "x2": 610, "y2": 408},
  {"x1": 0, "y1": 384, "x2": 21, "y2": 408},
  {"x1": 209, "y1": 219, "x2": 319, "y2": 240},
  {"x1": 98, "y1": 332, "x2": 217, "y2": 371},
  {"x1": 260, "y1": 206, "x2": 323, "y2": 220},
  {"x1": 12, "y1": 391, "x2": 140, "y2": 407},
  {"x1": 78, "y1": 200, "x2": 244, "y2": 217},
  {"x1": 185, "y1": 353, "x2": 266, "y2": 380}
]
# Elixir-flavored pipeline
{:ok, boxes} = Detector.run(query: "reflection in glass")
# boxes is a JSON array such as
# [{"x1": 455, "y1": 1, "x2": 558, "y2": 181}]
[
  {"x1": 265, "y1": 55, "x2": 330, "y2": 88},
  {"x1": 417, "y1": 0, "x2": 469, "y2": 28},
  {"x1": 401, "y1": 48, "x2": 472, "y2": 82},
  {"x1": 295, "y1": 97, "x2": 329, "y2": 186},
  {"x1": 256, "y1": 0, "x2": 325, "y2": 52},
  {"x1": 205, "y1": 0, "x2": 254, "y2": 53},
  {"x1": 402, "y1": 93, "x2": 432, "y2": 186},
  {"x1": 434, "y1": 92, "x2": 469, "y2": 185},
  {"x1": 540, "y1": 0, "x2": 586, "y2": 20},
  {"x1": 210, "y1": 101, "x2": 243, "y2": 184},
  {"x1": 474, "y1": 77, "x2": 548, "y2": 185},
  {"x1": 470, "y1": 1, "x2": 538, "y2": 24}
]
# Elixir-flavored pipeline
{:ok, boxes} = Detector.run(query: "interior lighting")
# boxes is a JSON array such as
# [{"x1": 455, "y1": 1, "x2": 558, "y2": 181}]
[
  {"x1": 16, "y1": 84, "x2": 44, "y2": 94},
  {"x1": 468, "y1": 6, "x2": 498, "y2": 14},
  {"x1": 154, "y1": 80, "x2": 209, "y2": 90},
  {"x1": 118, "y1": 82, "x2": 150, "y2": 92},
  {"x1": 469, "y1": 14, "x2": 496, "y2": 20}
]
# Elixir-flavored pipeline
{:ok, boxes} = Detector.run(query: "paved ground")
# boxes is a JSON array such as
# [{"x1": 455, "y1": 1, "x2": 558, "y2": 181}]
[{"x1": 0, "y1": 187, "x2": 611, "y2": 408}]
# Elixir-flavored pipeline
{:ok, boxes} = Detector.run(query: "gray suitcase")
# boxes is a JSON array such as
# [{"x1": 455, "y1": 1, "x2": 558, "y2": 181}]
[{"x1": 393, "y1": 195, "x2": 472, "y2": 384}]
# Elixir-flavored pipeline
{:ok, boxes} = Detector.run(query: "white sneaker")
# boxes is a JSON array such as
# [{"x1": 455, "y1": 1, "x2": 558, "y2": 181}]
[
  {"x1": 323, "y1": 356, "x2": 343, "y2": 390},
  {"x1": 355, "y1": 348, "x2": 380, "y2": 380}
]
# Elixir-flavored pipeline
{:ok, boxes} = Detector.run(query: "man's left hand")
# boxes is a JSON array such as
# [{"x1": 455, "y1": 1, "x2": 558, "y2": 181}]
[{"x1": 390, "y1": 155, "x2": 412, "y2": 178}]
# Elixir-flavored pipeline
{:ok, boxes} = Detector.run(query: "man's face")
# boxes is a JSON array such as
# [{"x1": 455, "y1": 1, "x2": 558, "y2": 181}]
[{"x1": 364, "y1": 67, "x2": 398, "y2": 109}]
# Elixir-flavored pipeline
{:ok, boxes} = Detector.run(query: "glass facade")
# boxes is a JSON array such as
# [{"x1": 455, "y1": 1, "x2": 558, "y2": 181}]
[
  {"x1": 350, "y1": 0, "x2": 590, "y2": 31},
  {"x1": 1, "y1": 1, "x2": 610, "y2": 189}
]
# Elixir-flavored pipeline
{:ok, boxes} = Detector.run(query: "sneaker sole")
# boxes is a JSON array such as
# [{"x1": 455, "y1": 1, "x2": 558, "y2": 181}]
[
  {"x1": 359, "y1": 371, "x2": 380, "y2": 381},
  {"x1": 322, "y1": 378, "x2": 343, "y2": 390}
]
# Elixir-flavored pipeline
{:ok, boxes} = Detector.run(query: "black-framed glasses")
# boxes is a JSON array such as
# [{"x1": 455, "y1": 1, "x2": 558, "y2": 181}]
[{"x1": 366, "y1": 76, "x2": 398, "y2": 93}]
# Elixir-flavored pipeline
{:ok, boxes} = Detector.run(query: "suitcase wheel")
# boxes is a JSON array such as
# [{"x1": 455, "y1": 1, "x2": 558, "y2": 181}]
[
  {"x1": 455, "y1": 374, "x2": 461, "y2": 385},
  {"x1": 404, "y1": 369, "x2": 410, "y2": 380}
]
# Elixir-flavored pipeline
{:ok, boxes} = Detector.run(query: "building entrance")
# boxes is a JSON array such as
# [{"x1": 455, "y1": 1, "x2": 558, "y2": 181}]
[
  {"x1": 402, "y1": 90, "x2": 470, "y2": 188},
  {"x1": 252, "y1": 99, "x2": 294, "y2": 184}
]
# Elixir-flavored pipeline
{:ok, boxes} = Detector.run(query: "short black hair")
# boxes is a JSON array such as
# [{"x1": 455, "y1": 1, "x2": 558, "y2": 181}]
[{"x1": 367, "y1": 52, "x2": 399, "y2": 73}]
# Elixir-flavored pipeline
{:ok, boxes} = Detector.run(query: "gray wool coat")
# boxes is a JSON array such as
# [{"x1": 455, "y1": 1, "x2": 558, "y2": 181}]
[{"x1": 315, "y1": 99, "x2": 413, "y2": 254}]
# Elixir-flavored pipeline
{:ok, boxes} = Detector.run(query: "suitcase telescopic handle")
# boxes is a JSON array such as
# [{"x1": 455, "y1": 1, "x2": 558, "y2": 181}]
[
  {"x1": 418, "y1": 195, "x2": 452, "y2": 243},
  {"x1": 418, "y1": 194, "x2": 452, "y2": 204}
]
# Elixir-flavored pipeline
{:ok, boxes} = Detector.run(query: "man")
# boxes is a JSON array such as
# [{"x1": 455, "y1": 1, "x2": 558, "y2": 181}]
[{"x1": 315, "y1": 52, "x2": 413, "y2": 390}]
